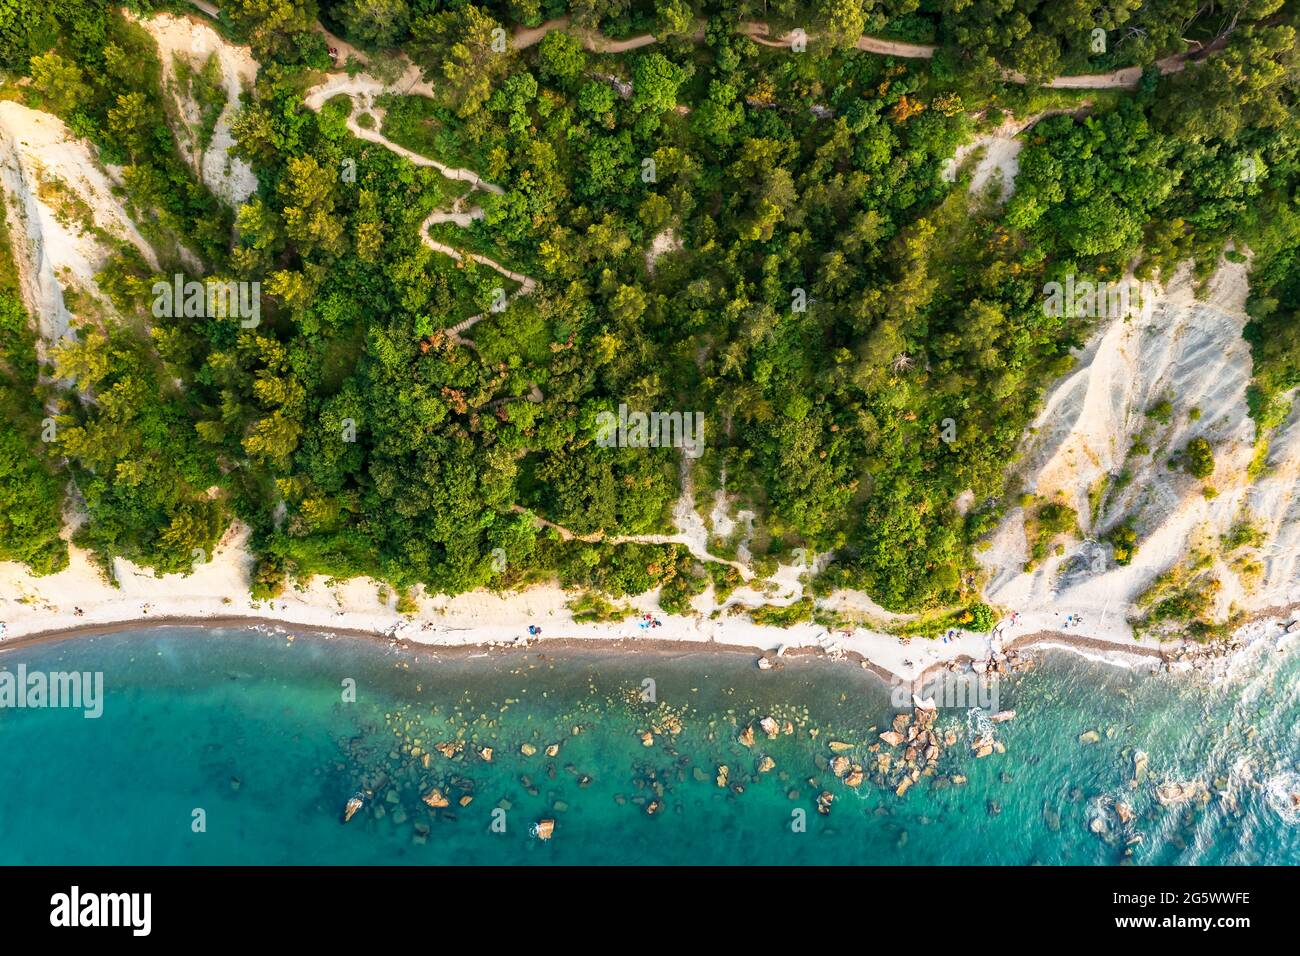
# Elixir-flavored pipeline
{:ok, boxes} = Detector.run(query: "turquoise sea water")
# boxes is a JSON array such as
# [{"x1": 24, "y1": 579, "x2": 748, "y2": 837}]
[{"x1": 0, "y1": 626, "x2": 1297, "y2": 865}]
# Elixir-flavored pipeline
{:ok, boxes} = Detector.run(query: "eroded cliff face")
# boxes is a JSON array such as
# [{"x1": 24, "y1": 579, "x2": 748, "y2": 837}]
[
  {"x1": 131, "y1": 11, "x2": 258, "y2": 207},
  {"x1": 978, "y1": 258, "x2": 1300, "y2": 631},
  {"x1": 0, "y1": 10, "x2": 259, "y2": 348},
  {"x1": 0, "y1": 100, "x2": 159, "y2": 345}
]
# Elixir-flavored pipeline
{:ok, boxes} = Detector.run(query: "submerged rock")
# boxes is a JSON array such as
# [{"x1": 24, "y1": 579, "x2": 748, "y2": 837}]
[
  {"x1": 343, "y1": 793, "x2": 364, "y2": 823},
  {"x1": 1132, "y1": 750, "x2": 1149, "y2": 786},
  {"x1": 1155, "y1": 780, "x2": 1208, "y2": 807}
]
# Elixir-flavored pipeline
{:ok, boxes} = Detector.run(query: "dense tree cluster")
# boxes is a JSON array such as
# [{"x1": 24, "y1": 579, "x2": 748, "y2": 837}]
[{"x1": 0, "y1": 220, "x2": 66, "y2": 575}]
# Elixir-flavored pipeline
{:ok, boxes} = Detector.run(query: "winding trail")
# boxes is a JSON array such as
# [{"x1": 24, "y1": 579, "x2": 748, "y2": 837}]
[
  {"x1": 734, "y1": 21, "x2": 1232, "y2": 89},
  {"x1": 303, "y1": 74, "x2": 500, "y2": 190},
  {"x1": 511, "y1": 495, "x2": 756, "y2": 582},
  {"x1": 302, "y1": 71, "x2": 536, "y2": 338},
  {"x1": 737, "y1": 21, "x2": 936, "y2": 60}
]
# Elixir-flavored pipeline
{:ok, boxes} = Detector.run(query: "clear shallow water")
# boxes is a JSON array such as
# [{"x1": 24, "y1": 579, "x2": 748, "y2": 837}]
[{"x1": 0, "y1": 626, "x2": 1297, "y2": 865}]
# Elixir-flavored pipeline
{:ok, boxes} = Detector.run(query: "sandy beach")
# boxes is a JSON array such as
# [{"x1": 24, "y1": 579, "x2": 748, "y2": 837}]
[{"x1": 0, "y1": 519, "x2": 1218, "y2": 687}]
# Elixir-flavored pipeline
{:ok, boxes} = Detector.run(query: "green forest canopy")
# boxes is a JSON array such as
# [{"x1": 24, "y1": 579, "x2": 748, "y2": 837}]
[{"x1": 0, "y1": 0, "x2": 1296, "y2": 618}]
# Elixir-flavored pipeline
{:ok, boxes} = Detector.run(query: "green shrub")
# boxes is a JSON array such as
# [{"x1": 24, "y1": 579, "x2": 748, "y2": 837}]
[{"x1": 1185, "y1": 437, "x2": 1215, "y2": 479}]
